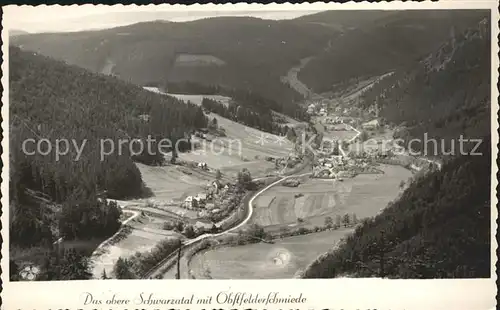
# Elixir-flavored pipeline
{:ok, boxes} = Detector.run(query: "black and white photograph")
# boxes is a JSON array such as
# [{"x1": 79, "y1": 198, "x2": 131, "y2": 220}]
[{"x1": 2, "y1": 1, "x2": 496, "y2": 291}]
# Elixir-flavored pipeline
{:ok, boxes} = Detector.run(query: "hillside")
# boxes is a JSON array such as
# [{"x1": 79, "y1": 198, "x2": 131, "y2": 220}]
[
  {"x1": 302, "y1": 138, "x2": 491, "y2": 278},
  {"x1": 9, "y1": 29, "x2": 30, "y2": 37},
  {"x1": 9, "y1": 47, "x2": 207, "y2": 254},
  {"x1": 301, "y1": 19, "x2": 492, "y2": 279},
  {"x1": 360, "y1": 16, "x2": 490, "y2": 155},
  {"x1": 11, "y1": 17, "x2": 338, "y2": 106},
  {"x1": 160, "y1": 82, "x2": 310, "y2": 134},
  {"x1": 298, "y1": 10, "x2": 488, "y2": 93},
  {"x1": 294, "y1": 10, "x2": 397, "y2": 30},
  {"x1": 12, "y1": 11, "x2": 488, "y2": 106}
]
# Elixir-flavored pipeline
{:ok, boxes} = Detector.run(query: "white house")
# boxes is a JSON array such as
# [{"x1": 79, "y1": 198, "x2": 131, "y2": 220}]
[
  {"x1": 184, "y1": 196, "x2": 194, "y2": 209},
  {"x1": 307, "y1": 103, "x2": 316, "y2": 114},
  {"x1": 197, "y1": 162, "x2": 208, "y2": 170}
]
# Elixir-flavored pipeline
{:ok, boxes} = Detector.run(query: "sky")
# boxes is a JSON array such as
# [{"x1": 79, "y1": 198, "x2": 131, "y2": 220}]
[
  {"x1": 4, "y1": 4, "x2": 325, "y2": 33},
  {"x1": 3, "y1": 0, "x2": 485, "y2": 34}
]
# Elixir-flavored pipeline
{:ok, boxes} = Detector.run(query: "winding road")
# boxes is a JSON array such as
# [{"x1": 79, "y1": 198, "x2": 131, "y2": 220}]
[
  {"x1": 97, "y1": 56, "x2": 441, "y2": 279},
  {"x1": 143, "y1": 169, "x2": 312, "y2": 279}
]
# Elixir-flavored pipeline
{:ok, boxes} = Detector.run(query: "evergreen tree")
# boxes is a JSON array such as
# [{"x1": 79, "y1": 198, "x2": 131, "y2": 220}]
[
  {"x1": 215, "y1": 169, "x2": 222, "y2": 180},
  {"x1": 342, "y1": 214, "x2": 350, "y2": 227},
  {"x1": 113, "y1": 257, "x2": 136, "y2": 279},
  {"x1": 286, "y1": 127, "x2": 297, "y2": 142}
]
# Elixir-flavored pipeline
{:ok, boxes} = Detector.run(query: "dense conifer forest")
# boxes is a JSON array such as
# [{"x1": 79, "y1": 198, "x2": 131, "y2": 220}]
[
  {"x1": 360, "y1": 18, "x2": 490, "y2": 156},
  {"x1": 298, "y1": 10, "x2": 488, "y2": 93},
  {"x1": 9, "y1": 47, "x2": 208, "y2": 278},
  {"x1": 303, "y1": 138, "x2": 491, "y2": 278}
]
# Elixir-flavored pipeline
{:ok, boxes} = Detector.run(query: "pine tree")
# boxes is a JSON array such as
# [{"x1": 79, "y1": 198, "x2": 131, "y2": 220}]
[
  {"x1": 342, "y1": 214, "x2": 350, "y2": 227},
  {"x1": 113, "y1": 257, "x2": 136, "y2": 279}
]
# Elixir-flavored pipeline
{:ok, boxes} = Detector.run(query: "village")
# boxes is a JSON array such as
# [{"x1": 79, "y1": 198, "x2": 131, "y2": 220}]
[
  {"x1": 165, "y1": 127, "x2": 307, "y2": 224},
  {"x1": 141, "y1": 96, "x2": 414, "y2": 240},
  {"x1": 304, "y1": 94, "x2": 397, "y2": 180}
]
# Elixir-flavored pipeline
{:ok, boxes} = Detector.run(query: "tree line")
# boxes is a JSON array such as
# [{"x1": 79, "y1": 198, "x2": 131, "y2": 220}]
[
  {"x1": 167, "y1": 81, "x2": 310, "y2": 122},
  {"x1": 201, "y1": 98, "x2": 291, "y2": 136}
]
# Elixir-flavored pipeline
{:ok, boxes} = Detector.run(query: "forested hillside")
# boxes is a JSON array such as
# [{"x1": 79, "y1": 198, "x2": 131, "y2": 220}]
[
  {"x1": 302, "y1": 138, "x2": 491, "y2": 278},
  {"x1": 298, "y1": 10, "x2": 488, "y2": 93},
  {"x1": 11, "y1": 17, "x2": 338, "y2": 106},
  {"x1": 9, "y1": 47, "x2": 207, "y2": 265},
  {"x1": 302, "y1": 18, "x2": 492, "y2": 279},
  {"x1": 12, "y1": 11, "x2": 488, "y2": 104},
  {"x1": 166, "y1": 81, "x2": 310, "y2": 122},
  {"x1": 360, "y1": 17, "x2": 490, "y2": 155}
]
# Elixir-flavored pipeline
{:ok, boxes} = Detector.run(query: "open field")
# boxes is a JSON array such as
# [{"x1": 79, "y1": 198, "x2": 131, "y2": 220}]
[
  {"x1": 179, "y1": 113, "x2": 293, "y2": 179},
  {"x1": 90, "y1": 94, "x2": 297, "y2": 279},
  {"x1": 322, "y1": 128, "x2": 358, "y2": 143},
  {"x1": 174, "y1": 54, "x2": 226, "y2": 66},
  {"x1": 143, "y1": 87, "x2": 231, "y2": 107},
  {"x1": 142, "y1": 87, "x2": 294, "y2": 179},
  {"x1": 168, "y1": 93, "x2": 231, "y2": 107},
  {"x1": 249, "y1": 164, "x2": 411, "y2": 230},
  {"x1": 91, "y1": 213, "x2": 184, "y2": 279},
  {"x1": 135, "y1": 163, "x2": 220, "y2": 203},
  {"x1": 90, "y1": 161, "x2": 222, "y2": 278},
  {"x1": 189, "y1": 228, "x2": 353, "y2": 279}
]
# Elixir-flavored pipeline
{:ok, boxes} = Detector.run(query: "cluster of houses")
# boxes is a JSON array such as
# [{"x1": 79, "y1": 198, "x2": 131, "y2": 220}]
[
  {"x1": 265, "y1": 153, "x2": 302, "y2": 171},
  {"x1": 312, "y1": 146, "x2": 389, "y2": 179},
  {"x1": 182, "y1": 179, "x2": 230, "y2": 212}
]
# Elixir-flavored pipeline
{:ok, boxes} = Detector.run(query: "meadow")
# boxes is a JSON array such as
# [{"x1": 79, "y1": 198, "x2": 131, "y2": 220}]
[
  {"x1": 250, "y1": 164, "x2": 411, "y2": 230},
  {"x1": 179, "y1": 113, "x2": 293, "y2": 178},
  {"x1": 189, "y1": 228, "x2": 353, "y2": 279},
  {"x1": 187, "y1": 164, "x2": 411, "y2": 279}
]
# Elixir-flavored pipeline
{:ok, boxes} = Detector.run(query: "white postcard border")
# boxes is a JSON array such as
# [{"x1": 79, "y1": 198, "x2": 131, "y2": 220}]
[{"x1": 1, "y1": 1, "x2": 498, "y2": 310}]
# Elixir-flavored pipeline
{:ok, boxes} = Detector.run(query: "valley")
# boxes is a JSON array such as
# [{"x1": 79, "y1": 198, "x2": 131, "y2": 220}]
[
  {"x1": 8, "y1": 9, "x2": 492, "y2": 283},
  {"x1": 135, "y1": 53, "x2": 416, "y2": 280}
]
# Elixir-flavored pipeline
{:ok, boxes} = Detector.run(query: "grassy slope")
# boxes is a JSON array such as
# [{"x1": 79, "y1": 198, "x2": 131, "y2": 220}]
[
  {"x1": 178, "y1": 112, "x2": 293, "y2": 178},
  {"x1": 188, "y1": 228, "x2": 354, "y2": 279},
  {"x1": 250, "y1": 165, "x2": 411, "y2": 230}
]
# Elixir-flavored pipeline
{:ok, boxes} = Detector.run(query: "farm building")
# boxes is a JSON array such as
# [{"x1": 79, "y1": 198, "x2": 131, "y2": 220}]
[
  {"x1": 307, "y1": 104, "x2": 316, "y2": 114},
  {"x1": 196, "y1": 193, "x2": 207, "y2": 202},
  {"x1": 184, "y1": 196, "x2": 194, "y2": 208},
  {"x1": 184, "y1": 193, "x2": 208, "y2": 209}
]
